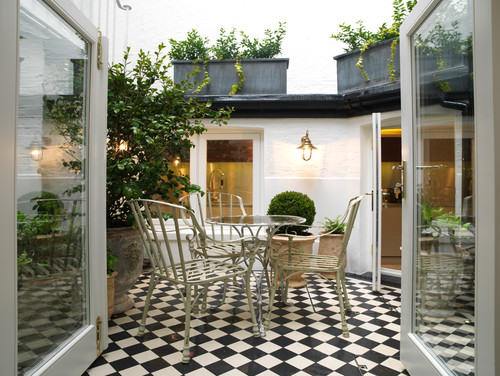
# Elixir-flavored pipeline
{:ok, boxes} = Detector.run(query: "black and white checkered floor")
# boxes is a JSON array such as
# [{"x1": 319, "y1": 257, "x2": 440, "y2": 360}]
[{"x1": 84, "y1": 273, "x2": 407, "y2": 376}]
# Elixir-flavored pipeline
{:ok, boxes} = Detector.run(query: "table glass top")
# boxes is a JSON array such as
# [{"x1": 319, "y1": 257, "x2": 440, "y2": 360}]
[{"x1": 206, "y1": 214, "x2": 305, "y2": 226}]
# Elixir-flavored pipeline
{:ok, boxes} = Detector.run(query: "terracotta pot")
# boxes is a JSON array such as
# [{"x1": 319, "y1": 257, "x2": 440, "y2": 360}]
[
  {"x1": 271, "y1": 235, "x2": 315, "y2": 288},
  {"x1": 107, "y1": 271, "x2": 118, "y2": 320},
  {"x1": 318, "y1": 232, "x2": 345, "y2": 279},
  {"x1": 106, "y1": 227, "x2": 144, "y2": 314}
]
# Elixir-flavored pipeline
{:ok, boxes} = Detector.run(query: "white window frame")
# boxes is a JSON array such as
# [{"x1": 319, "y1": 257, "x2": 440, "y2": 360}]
[
  {"x1": 400, "y1": 0, "x2": 500, "y2": 374},
  {"x1": 190, "y1": 127, "x2": 263, "y2": 214}
]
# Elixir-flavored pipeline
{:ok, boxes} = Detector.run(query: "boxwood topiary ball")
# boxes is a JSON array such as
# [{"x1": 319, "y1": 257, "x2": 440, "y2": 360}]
[{"x1": 267, "y1": 191, "x2": 316, "y2": 235}]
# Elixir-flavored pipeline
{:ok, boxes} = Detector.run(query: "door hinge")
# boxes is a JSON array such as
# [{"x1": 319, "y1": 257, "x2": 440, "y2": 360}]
[
  {"x1": 371, "y1": 244, "x2": 373, "y2": 255},
  {"x1": 97, "y1": 30, "x2": 103, "y2": 70},
  {"x1": 96, "y1": 315, "x2": 102, "y2": 356}
]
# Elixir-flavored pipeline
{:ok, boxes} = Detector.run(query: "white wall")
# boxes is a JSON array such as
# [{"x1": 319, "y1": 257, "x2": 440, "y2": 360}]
[{"x1": 114, "y1": 0, "x2": 394, "y2": 94}]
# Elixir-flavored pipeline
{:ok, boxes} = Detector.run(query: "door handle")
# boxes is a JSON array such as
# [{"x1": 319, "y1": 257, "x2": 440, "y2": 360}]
[{"x1": 392, "y1": 162, "x2": 406, "y2": 199}]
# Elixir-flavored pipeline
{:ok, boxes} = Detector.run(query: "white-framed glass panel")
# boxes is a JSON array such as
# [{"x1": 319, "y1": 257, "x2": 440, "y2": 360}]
[
  {"x1": 0, "y1": 0, "x2": 108, "y2": 374},
  {"x1": 400, "y1": 0, "x2": 475, "y2": 374},
  {"x1": 192, "y1": 131, "x2": 262, "y2": 216}
]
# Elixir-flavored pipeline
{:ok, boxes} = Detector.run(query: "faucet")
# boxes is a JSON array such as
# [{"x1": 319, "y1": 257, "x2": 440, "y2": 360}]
[{"x1": 208, "y1": 168, "x2": 225, "y2": 201}]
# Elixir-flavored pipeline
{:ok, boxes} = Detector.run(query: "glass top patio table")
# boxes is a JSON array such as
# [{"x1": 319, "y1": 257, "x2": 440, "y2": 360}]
[
  {"x1": 205, "y1": 214, "x2": 305, "y2": 337},
  {"x1": 206, "y1": 214, "x2": 305, "y2": 228}
]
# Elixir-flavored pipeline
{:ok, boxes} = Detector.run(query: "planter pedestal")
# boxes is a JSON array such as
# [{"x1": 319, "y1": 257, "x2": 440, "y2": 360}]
[
  {"x1": 107, "y1": 271, "x2": 118, "y2": 319},
  {"x1": 271, "y1": 235, "x2": 315, "y2": 288},
  {"x1": 107, "y1": 228, "x2": 144, "y2": 314}
]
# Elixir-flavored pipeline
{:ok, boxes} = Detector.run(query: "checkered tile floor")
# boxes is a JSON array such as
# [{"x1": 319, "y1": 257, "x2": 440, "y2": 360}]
[{"x1": 84, "y1": 273, "x2": 407, "y2": 376}]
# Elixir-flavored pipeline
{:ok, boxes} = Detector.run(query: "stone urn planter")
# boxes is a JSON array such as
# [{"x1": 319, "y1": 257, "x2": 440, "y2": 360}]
[
  {"x1": 106, "y1": 227, "x2": 144, "y2": 314},
  {"x1": 333, "y1": 37, "x2": 400, "y2": 93},
  {"x1": 172, "y1": 58, "x2": 289, "y2": 95},
  {"x1": 107, "y1": 271, "x2": 118, "y2": 319},
  {"x1": 270, "y1": 234, "x2": 316, "y2": 288},
  {"x1": 318, "y1": 233, "x2": 346, "y2": 279}
]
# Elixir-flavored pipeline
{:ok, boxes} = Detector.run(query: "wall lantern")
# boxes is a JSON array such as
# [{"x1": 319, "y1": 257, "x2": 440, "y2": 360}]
[
  {"x1": 28, "y1": 141, "x2": 45, "y2": 161},
  {"x1": 173, "y1": 156, "x2": 181, "y2": 166},
  {"x1": 297, "y1": 130, "x2": 317, "y2": 161}
]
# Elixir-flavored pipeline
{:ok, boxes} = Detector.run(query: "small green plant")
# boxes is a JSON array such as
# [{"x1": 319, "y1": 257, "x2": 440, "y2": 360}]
[
  {"x1": 267, "y1": 191, "x2": 316, "y2": 235},
  {"x1": 107, "y1": 251, "x2": 119, "y2": 276},
  {"x1": 211, "y1": 28, "x2": 239, "y2": 59},
  {"x1": 240, "y1": 22, "x2": 286, "y2": 58},
  {"x1": 168, "y1": 29, "x2": 211, "y2": 60},
  {"x1": 321, "y1": 216, "x2": 346, "y2": 234},
  {"x1": 331, "y1": 0, "x2": 417, "y2": 81}
]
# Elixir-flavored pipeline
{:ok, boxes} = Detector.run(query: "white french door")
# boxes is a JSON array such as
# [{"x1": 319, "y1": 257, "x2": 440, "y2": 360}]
[
  {"x1": 371, "y1": 113, "x2": 382, "y2": 292},
  {"x1": 0, "y1": 0, "x2": 107, "y2": 375},
  {"x1": 400, "y1": 0, "x2": 481, "y2": 374}
]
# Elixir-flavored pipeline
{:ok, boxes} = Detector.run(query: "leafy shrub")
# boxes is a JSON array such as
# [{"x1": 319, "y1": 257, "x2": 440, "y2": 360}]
[
  {"x1": 267, "y1": 191, "x2": 316, "y2": 235},
  {"x1": 168, "y1": 29, "x2": 211, "y2": 60},
  {"x1": 107, "y1": 44, "x2": 232, "y2": 227},
  {"x1": 212, "y1": 28, "x2": 240, "y2": 59}
]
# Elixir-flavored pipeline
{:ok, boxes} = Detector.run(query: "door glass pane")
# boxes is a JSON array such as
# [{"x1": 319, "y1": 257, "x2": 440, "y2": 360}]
[
  {"x1": 206, "y1": 139, "x2": 253, "y2": 215},
  {"x1": 412, "y1": 0, "x2": 475, "y2": 374},
  {"x1": 17, "y1": 0, "x2": 89, "y2": 374}
]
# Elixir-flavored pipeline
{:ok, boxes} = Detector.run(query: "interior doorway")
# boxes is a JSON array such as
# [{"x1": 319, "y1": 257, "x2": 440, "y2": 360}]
[{"x1": 381, "y1": 128, "x2": 402, "y2": 271}]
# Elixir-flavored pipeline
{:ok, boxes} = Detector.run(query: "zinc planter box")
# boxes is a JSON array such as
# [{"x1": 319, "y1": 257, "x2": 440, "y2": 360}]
[
  {"x1": 172, "y1": 58, "x2": 289, "y2": 95},
  {"x1": 334, "y1": 38, "x2": 400, "y2": 94}
]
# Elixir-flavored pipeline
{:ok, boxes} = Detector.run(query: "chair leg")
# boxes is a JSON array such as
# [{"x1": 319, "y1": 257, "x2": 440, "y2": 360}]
[
  {"x1": 264, "y1": 265, "x2": 280, "y2": 331},
  {"x1": 245, "y1": 270, "x2": 260, "y2": 337},
  {"x1": 335, "y1": 273, "x2": 349, "y2": 338},
  {"x1": 182, "y1": 285, "x2": 192, "y2": 363},
  {"x1": 340, "y1": 269, "x2": 351, "y2": 311},
  {"x1": 137, "y1": 274, "x2": 157, "y2": 336}
]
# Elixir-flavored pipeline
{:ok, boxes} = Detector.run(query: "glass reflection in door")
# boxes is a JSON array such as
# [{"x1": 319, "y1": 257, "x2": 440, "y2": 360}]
[
  {"x1": 206, "y1": 139, "x2": 253, "y2": 215},
  {"x1": 412, "y1": 0, "x2": 475, "y2": 374},
  {"x1": 17, "y1": 0, "x2": 89, "y2": 373}
]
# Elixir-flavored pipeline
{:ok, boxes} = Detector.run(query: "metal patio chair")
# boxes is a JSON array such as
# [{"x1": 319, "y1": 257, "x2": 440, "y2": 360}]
[
  {"x1": 129, "y1": 199, "x2": 260, "y2": 363},
  {"x1": 264, "y1": 195, "x2": 363, "y2": 338}
]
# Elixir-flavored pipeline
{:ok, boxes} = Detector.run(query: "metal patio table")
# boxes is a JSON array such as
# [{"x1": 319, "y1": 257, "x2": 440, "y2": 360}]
[{"x1": 206, "y1": 214, "x2": 305, "y2": 336}]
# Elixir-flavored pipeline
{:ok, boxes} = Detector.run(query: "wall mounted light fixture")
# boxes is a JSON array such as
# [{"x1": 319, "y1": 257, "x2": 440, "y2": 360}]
[
  {"x1": 28, "y1": 141, "x2": 45, "y2": 161},
  {"x1": 173, "y1": 156, "x2": 181, "y2": 166},
  {"x1": 297, "y1": 130, "x2": 317, "y2": 161}
]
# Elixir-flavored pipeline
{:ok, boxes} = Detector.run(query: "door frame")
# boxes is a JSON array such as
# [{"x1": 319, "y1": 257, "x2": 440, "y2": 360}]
[
  {"x1": 0, "y1": 0, "x2": 108, "y2": 374},
  {"x1": 190, "y1": 127, "x2": 263, "y2": 214},
  {"x1": 400, "y1": 0, "x2": 500, "y2": 374}
]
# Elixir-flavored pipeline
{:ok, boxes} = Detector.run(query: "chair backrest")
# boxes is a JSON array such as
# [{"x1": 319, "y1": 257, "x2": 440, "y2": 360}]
[
  {"x1": 336, "y1": 195, "x2": 364, "y2": 267},
  {"x1": 180, "y1": 192, "x2": 247, "y2": 241},
  {"x1": 207, "y1": 191, "x2": 247, "y2": 217},
  {"x1": 129, "y1": 199, "x2": 204, "y2": 281}
]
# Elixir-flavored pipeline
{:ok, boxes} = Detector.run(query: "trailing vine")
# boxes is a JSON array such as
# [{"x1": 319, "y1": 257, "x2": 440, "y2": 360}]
[
  {"x1": 388, "y1": 38, "x2": 399, "y2": 82},
  {"x1": 229, "y1": 55, "x2": 245, "y2": 95}
]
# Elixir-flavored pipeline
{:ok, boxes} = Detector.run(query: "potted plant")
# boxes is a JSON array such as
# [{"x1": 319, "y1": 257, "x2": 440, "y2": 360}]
[
  {"x1": 318, "y1": 215, "x2": 347, "y2": 279},
  {"x1": 331, "y1": 0, "x2": 417, "y2": 93},
  {"x1": 106, "y1": 251, "x2": 118, "y2": 319},
  {"x1": 169, "y1": 23, "x2": 289, "y2": 95},
  {"x1": 106, "y1": 44, "x2": 232, "y2": 313},
  {"x1": 267, "y1": 191, "x2": 316, "y2": 287}
]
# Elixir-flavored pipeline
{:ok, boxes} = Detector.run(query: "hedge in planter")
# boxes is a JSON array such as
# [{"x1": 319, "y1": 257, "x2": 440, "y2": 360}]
[{"x1": 169, "y1": 24, "x2": 288, "y2": 95}]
